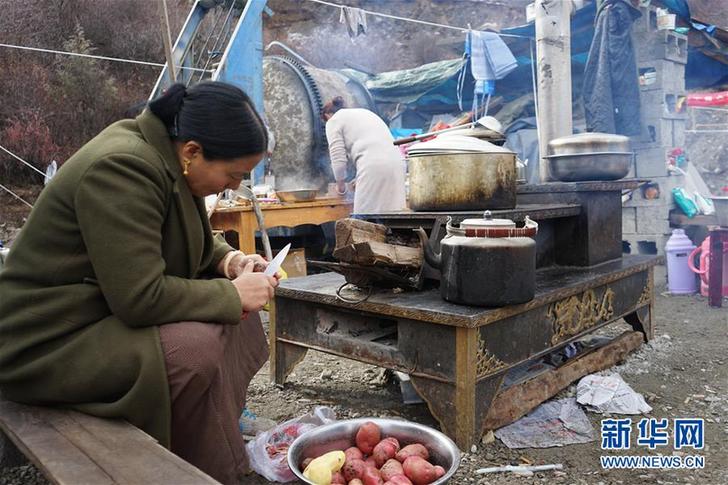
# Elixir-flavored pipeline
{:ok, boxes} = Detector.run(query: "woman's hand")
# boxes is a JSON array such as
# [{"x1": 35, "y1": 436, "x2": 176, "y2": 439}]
[
  {"x1": 227, "y1": 252, "x2": 268, "y2": 279},
  {"x1": 231, "y1": 261, "x2": 278, "y2": 312}
]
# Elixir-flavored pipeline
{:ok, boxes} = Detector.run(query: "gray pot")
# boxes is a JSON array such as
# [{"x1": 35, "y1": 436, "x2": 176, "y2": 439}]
[
  {"x1": 408, "y1": 151, "x2": 517, "y2": 211},
  {"x1": 547, "y1": 132, "x2": 631, "y2": 155}
]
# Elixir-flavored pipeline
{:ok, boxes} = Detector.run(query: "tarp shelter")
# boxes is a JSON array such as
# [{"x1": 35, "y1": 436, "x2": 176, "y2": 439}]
[{"x1": 343, "y1": 0, "x2": 728, "y2": 115}]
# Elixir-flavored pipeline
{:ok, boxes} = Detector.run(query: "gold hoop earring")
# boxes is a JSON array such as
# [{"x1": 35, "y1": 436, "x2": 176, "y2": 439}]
[{"x1": 183, "y1": 158, "x2": 191, "y2": 176}]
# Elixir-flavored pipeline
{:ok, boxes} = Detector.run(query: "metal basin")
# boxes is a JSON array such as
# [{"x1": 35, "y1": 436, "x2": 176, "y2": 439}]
[
  {"x1": 544, "y1": 151, "x2": 633, "y2": 182},
  {"x1": 547, "y1": 132, "x2": 631, "y2": 155},
  {"x1": 288, "y1": 418, "x2": 461, "y2": 484},
  {"x1": 276, "y1": 189, "x2": 319, "y2": 202}
]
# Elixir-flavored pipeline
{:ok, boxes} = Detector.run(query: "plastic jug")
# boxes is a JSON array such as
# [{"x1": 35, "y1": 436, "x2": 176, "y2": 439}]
[
  {"x1": 688, "y1": 235, "x2": 728, "y2": 297},
  {"x1": 665, "y1": 229, "x2": 697, "y2": 294}
]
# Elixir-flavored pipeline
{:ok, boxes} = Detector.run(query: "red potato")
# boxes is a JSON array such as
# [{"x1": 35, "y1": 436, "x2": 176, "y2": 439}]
[
  {"x1": 345, "y1": 446, "x2": 365, "y2": 463},
  {"x1": 372, "y1": 439, "x2": 398, "y2": 467},
  {"x1": 349, "y1": 480, "x2": 364, "y2": 485},
  {"x1": 331, "y1": 471, "x2": 347, "y2": 484},
  {"x1": 343, "y1": 459, "x2": 366, "y2": 482},
  {"x1": 382, "y1": 437, "x2": 401, "y2": 452},
  {"x1": 395, "y1": 444, "x2": 429, "y2": 463},
  {"x1": 384, "y1": 475, "x2": 413, "y2": 485},
  {"x1": 356, "y1": 422, "x2": 382, "y2": 454},
  {"x1": 402, "y1": 456, "x2": 438, "y2": 485},
  {"x1": 380, "y1": 459, "x2": 404, "y2": 481},
  {"x1": 365, "y1": 457, "x2": 378, "y2": 469},
  {"x1": 433, "y1": 466, "x2": 445, "y2": 479},
  {"x1": 361, "y1": 466, "x2": 384, "y2": 485}
]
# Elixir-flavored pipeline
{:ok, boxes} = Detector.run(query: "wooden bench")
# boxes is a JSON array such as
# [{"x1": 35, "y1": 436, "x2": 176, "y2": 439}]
[{"x1": 0, "y1": 398, "x2": 220, "y2": 484}]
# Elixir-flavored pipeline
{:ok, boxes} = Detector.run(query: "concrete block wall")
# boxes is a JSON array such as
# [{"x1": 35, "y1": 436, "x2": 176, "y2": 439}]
[{"x1": 623, "y1": 5, "x2": 688, "y2": 255}]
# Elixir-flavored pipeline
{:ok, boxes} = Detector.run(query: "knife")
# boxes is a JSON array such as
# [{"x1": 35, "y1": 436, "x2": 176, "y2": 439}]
[{"x1": 264, "y1": 243, "x2": 291, "y2": 276}]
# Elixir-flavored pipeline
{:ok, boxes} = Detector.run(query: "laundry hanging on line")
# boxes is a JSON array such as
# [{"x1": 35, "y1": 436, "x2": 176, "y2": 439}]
[
  {"x1": 340, "y1": 6, "x2": 367, "y2": 38},
  {"x1": 458, "y1": 30, "x2": 517, "y2": 116}
]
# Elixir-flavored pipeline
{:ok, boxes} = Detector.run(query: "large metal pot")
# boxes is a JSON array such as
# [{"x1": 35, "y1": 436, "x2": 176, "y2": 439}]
[
  {"x1": 416, "y1": 213, "x2": 538, "y2": 306},
  {"x1": 408, "y1": 151, "x2": 517, "y2": 211}
]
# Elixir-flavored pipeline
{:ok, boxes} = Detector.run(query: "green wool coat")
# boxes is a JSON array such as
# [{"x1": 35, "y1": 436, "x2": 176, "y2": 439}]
[{"x1": 0, "y1": 109, "x2": 243, "y2": 448}]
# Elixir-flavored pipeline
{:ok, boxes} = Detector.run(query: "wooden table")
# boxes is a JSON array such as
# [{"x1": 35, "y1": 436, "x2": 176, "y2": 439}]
[
  {"x1": 210, "y1": 199, "x2": 353, "y2": 254},
  {"x1": 271, "y1": 255, "x2": 660, "y2": 449}
]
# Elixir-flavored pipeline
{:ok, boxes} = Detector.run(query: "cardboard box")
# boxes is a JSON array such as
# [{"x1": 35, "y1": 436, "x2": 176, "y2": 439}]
[{"x1": 281, "y1": 248, "x2": 307, "y2": 278}]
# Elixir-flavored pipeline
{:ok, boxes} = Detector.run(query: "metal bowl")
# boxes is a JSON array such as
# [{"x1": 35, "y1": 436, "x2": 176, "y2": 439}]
[
  {"x1": 288, "y1": 418, "x2": 461, "y2": 484},
  {"x1": 276, "y1": 189, "x2": 319, "y2": 202},
  {"x1": 544, "y1": 151, "x2": 633, "y2": 182},
  {"x1": 547, "y1": 132, "x2": 631, "y2": 155}
]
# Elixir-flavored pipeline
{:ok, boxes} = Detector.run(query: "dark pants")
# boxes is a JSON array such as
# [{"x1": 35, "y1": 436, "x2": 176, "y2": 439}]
[{"x1": 160, "y1": 313, "x2": 269, "y2": 484}]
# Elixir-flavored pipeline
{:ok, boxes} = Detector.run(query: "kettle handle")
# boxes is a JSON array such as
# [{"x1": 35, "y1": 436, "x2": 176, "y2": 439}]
[{"x1": 687, "y1": 246, "x2": 708, "y2": 287}]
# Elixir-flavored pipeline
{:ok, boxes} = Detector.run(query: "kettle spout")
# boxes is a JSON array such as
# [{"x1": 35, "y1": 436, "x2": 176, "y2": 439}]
[{"x1": 414, "y1": 228, "x2": 441, "y2": 269}]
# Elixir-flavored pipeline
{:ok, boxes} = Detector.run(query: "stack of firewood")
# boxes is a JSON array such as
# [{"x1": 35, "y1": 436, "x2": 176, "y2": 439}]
[{"x1": 333, "y1": 219, "x2": 422, "y2": 270}]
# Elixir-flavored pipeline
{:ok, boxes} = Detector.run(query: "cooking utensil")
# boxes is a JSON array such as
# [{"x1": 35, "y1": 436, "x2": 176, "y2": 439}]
[
  {"x1": 287, "y1": 418, "x2": 461, "y2": 485},
  {"x1": 547, "y1": 132, "x2": 631, "y2": 155},
  {"x1": 276, "y1": 189, "x2": 318, "y2": 202},
  {"x1": 393, "y1": 115, "x2": 502, "y2": 146},
  {"x1": 408, "y1": 141, "x2": 517, "y2": 211},
  {"x1": 233, "y1": 186, "x2": 273, "y2": 260},
  {"x1": 265, "y1": 243, "x2": 291, "y2": 276},
  {"x1": 416, "y1": 213, "x2": 538, "y2": 306},
  {"x1": 544, "y1": 151, "x2": 632, "y2": 182}
]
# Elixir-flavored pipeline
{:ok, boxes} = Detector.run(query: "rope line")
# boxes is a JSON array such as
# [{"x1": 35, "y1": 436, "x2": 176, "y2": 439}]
[
  {"x1": 0, "y1": 182, "x2": 33, "y2": 208},
  {"x1": 0, "y1": 43, "x2": 214, "y2": 72},
  {"x1": 305, "y1": 0, "x2": 528, "y2": 38},
  {"x1": 0, "y1": 145, "x2": 46, "y2": 178}
]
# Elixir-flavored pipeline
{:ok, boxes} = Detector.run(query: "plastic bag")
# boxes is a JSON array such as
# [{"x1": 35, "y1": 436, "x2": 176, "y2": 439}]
[{"x1": 246, "y1": 406, "x2": 336, "y2": 482}]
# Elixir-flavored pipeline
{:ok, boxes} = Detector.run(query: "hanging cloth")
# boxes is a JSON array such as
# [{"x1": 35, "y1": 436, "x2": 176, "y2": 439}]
[
  {"x1": 583, "y1": 2, "x2": 641, "y2": 135},
  {"x1": 459, "y1": 30, "x2": 517, "y2": 117},
  {"x1": 340, "y1": 6, "x2": 368, "y2": 38}
]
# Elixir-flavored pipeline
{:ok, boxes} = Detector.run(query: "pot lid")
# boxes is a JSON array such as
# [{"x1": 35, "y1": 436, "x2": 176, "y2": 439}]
[
  {"x1": 407, "y1": 135, "x2": 514, "y2": 156},
  {"x1": 460, "y1": 210, "x2": 516, "y2": 228}
]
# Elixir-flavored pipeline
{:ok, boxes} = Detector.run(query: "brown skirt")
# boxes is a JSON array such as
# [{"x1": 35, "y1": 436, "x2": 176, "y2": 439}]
[{"x1": 159, "y1": 313, "x2": 269, "y2": 484}]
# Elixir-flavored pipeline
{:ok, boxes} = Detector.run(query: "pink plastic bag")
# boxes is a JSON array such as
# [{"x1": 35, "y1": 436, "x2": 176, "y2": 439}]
[{"x1": 246, "y1": 406, "x2": 336, "y2": 482}]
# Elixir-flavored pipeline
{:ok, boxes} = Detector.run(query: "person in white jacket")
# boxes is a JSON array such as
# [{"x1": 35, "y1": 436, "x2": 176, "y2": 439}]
[{"x1": 322, "y1": 97, "x2": 406, "y2": 214}]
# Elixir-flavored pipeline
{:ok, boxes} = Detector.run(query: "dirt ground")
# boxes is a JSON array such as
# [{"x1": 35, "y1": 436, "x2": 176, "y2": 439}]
[
  {"x1": 239, "y1": 264, "x2": 728, "y2": 485},
  {"x1": 0, "y1": 199, "x2": 726, "y2": 485}
]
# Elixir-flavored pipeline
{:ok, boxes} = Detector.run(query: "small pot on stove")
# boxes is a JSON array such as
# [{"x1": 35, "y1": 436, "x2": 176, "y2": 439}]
[{"x1": 415, "y1": 211, "x2": 538, "y2": 307}]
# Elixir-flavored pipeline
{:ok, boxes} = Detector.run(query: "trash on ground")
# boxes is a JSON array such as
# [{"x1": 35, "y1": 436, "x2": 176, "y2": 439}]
[
  {"x1": 246, "y1": 406, "x2": 336, "y2": 482},
  {"x1": 494, "y1": 398, "x2": 596, "y2": 449},
  {"x1": 576, "y1": 373, "x2": 652, "y2": 414},
  {"x1": 475, "y1": 463, "x2": 564, "y2": 476}
]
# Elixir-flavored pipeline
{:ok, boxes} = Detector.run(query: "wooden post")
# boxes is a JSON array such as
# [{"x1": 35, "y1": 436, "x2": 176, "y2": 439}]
[
  {"x1": 159, "y1": 0, "x2": 177, "y2": 83},
  {"x1": 708, "y1": 228, "x2": 728, "y2": 308},
  {"x1": 454, "y1": 327, "x2": 478, "y2": 450}
]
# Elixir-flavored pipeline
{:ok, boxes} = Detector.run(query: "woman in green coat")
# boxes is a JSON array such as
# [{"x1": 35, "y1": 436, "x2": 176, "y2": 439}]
[{"x1": 0, "y1": 82, "x2": 278, "y2": 484}]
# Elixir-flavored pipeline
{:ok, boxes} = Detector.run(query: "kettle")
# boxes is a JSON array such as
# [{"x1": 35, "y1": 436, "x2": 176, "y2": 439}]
[{"x1": 416, "y1": 212, "x2": 538, "y2": 307}]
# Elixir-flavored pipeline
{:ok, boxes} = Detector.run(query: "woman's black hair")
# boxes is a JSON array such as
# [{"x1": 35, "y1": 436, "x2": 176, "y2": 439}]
[
  {"x1": 321, "y1": 96, "x2": 346, "y2": 120},
  {"x1": 148, "y1": 81, "x2": 268, "y2": 160}
]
